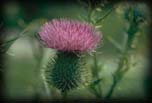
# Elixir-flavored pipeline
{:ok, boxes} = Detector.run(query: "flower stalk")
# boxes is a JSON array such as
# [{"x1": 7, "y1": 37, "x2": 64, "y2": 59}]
[
  {"x1": 105, "y1": 5, "x2": 145, "y2": 99},
  {"x1": 84, "y1": 1, "x2": 114, "y2": 98}
]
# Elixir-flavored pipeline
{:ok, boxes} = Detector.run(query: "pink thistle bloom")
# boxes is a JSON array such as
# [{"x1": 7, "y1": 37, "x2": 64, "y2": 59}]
[{"x1": 38, "y1": 19, "x2": 101, "y2": 52}]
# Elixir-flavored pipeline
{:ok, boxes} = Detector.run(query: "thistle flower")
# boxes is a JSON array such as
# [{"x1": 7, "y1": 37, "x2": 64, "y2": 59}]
[
  {"x1": 38, "y1": 19, "x2": 101, "y2": 52},
  {"x1": 38, "y1": 19, "x2": 101, "y2": 94}
]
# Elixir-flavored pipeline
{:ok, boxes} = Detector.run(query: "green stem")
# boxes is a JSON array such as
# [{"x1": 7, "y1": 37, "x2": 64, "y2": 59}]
[
  {"x1": 105, "y1": 78, "x2": 117, "y2": 99},
  {"x1": 106, "y1": 36, "x2": 123, "y2": 53},
  {"x1": 86, "y1": 3, "x2": 106, "y2": 98},
  {"x1": 62, "y1": 91, "x2": 67, "y2": 100},
  {"x1": 93, "y1": 53, "x2": 102, "y2": 97},
  {"x1": 95, "y1": 6, "x2": 114, "y2": 25},
  {"x1": 89, "y1": 53, "x2": 102, "y2": 98},
  {"x1": 105, "y1": 22, "x2": 138, "y2": 99},
  {"x1": 105, "y1": 40, "x2": 130, "y2": 98},
  {"x1": 1, "y1": 22, "x2": 32, "y2": 53},
  {"x1": 93, "y1": 53, "x2": 98, "y2": 77}
]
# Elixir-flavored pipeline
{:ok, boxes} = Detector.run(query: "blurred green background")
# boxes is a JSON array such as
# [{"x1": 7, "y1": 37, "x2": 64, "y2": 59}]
[{"x1": 1, "y1": 0, "x2": 150, "y2": 100}]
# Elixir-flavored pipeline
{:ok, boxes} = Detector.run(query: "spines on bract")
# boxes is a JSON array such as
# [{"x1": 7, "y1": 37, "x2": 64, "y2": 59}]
[{"x1": 45, "y1": 51, "x2": 87, "y2": 92}]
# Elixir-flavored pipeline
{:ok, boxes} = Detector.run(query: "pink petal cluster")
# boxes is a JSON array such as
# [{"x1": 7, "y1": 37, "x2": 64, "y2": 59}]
[{"x1": 38, "y1": 19, "x2": 101, "y2": 52}]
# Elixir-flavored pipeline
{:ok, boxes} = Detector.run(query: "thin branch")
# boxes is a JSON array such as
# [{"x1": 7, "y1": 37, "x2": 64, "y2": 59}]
[
  {"x1": 105, "y1": 36, "x2": 123, "y2": 53},
  {"x1": 95, "y1": 6, "x2": 114, "y2": 24}
]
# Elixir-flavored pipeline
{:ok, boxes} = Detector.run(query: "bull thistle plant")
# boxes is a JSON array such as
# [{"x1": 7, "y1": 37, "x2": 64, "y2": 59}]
[
  {"x1": 38, "y1": 19, "x2": 101, "y2": 98},
  {"x1": 1, "y1": 0, "x2": 149, "y2": 100}
]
